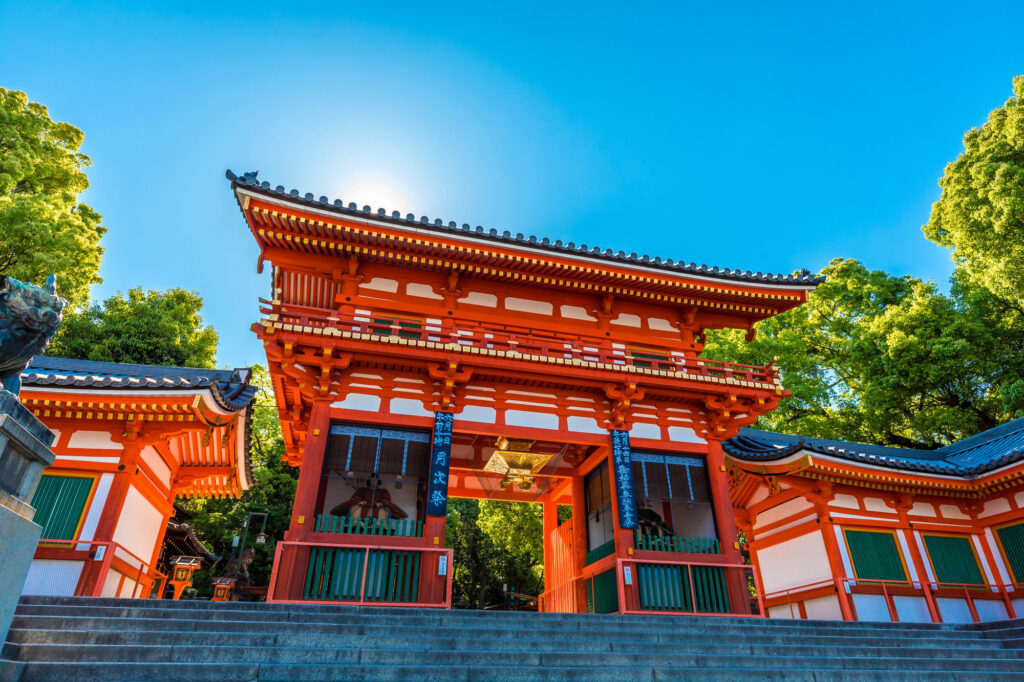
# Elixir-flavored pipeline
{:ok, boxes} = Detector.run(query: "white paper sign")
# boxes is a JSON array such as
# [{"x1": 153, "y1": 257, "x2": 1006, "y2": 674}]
[
  {"x1": 623, "y1": 566, "x2": 633, "y2": 585},
  {"x1": 438, "y1": 555, "x2": 448, "y2": 576}
]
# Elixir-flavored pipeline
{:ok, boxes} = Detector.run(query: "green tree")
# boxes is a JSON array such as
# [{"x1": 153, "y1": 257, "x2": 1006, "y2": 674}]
[
  {"x1": 49, "y1": 288, "x2": 218, "y2": 368},
  {"x1": 445, "y1": 499, "x2": 500, "y2": 609},
  {"x1": 925, "y1": 75, "x2": 1024, "y2": 309},
  {"x1": 704, "y1": 259, "x2": 1023, "y2": 448},
  {"x1": 180, "y1": 365, "x2": 298, "y2": 594},
  {"x1": 0, "y1": 88, "x2": 105, "y2": 307},
  {"x1": 477, "y1": 500, "x2": 545, "y2": 601}
]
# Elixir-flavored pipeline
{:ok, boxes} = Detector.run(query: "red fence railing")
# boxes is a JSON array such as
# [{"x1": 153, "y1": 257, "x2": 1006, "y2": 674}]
[
  {"x1": 763, "y1": 577, "x2": 1022, "y2": 622},
  {"x1": 267, "y1": 540, "x2": 454, "y2": 608},
  {"x1": 31, "y1": 539, "x2": 154, "y2": 599},
  {"x1": 260, "y1": 300, "x2": 780, "y2": 387}
]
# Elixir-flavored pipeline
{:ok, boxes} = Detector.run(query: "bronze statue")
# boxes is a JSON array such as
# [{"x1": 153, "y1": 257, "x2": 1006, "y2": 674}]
[
  {"x1": 0, "y1": 275, "x2": 66, "y2": 395},
  {"x1": 330, "y1": 486, "x2": 408, "y2": 520}
]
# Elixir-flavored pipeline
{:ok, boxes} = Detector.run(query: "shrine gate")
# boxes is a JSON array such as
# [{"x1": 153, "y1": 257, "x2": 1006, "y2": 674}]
[{"x1": 227, "y1": 170, "x2": 819, "y2": 614}]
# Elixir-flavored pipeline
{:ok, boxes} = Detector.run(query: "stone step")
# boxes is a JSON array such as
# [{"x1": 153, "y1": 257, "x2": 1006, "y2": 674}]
[
  {"x1": 7, "y1": 626, "x2": 1011, "y2": 654},
  {"x1": 6, "y1": 636, "x2": 1021, "y2": 665},
  {"x1": 14, "y1": 596, "x2": 960, "y2": 630},
  {"x1": 3, "y1": 660, "x2": 1024, "y2": 682},
  {"x1": 11, "y1": 607, "x2": 983, "y2": 641}
]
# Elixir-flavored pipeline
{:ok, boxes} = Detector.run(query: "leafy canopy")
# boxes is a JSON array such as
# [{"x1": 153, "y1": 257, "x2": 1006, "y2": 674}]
[
  {"x1": 179, "y1": 365, "x2": 299, "y2": 594},
  {"x1": 704, "y1": 258, "x2": 1023, "y2": 448},
  {"x1": 0, "y1": 88, "x2": 105, "y2": 307},
  {"x1": 925, "y1": 75, "x2": 1024, "y2": 308},
  {"x1": 49, "y1": 288, "x2": 218, "y2": 368}
]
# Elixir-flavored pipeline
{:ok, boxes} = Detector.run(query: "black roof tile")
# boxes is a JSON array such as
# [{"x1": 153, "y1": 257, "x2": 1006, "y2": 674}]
[{"x1": 227, "y1": 170, "x2": 824, "y2": 288}]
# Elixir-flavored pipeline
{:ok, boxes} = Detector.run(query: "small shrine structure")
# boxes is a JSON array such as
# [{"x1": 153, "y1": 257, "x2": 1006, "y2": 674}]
[
  {"x1": 725, "y1": 419, "x2": 1024, "y2": 623},
  {"x1": 17, "y1": 356, "x2": 255, "y2": 599},
  {"x1": 227, "y1": 170, "x2": 820, "y2": 614}
]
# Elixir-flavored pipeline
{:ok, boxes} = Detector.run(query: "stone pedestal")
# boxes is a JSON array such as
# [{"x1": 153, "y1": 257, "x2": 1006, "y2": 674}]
[{"x1": 0, "y1": 391, "x2": 55, "y2": 642}]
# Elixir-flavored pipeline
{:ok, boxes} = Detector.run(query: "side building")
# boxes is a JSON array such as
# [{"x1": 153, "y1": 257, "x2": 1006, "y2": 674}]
[
  {"x1": 227, "y1": 170, "x2": 820, "y2": 614},
  {"x1": 725, "y1": 419, "x2": 1024, "y2": 623},
  {"x1": 16, "y1": 356, "x2": 256, "y2": 599}
]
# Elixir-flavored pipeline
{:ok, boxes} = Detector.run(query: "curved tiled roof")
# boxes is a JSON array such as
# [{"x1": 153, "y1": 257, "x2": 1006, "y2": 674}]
[
  {"x1": 227, "y1": 170, "x2": 824, "y2": 287},
  {"x1": 724, "y1": 418, "x2": 1024, "y2": 478},
  {"x1": 23, "y1": 356, "x2": 258, "y2": 412}
]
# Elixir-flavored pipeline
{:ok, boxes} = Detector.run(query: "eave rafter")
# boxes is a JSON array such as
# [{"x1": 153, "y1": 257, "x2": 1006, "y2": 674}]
[{"x1": 245, "y1": 201, "x2": 810, "y2": 318}]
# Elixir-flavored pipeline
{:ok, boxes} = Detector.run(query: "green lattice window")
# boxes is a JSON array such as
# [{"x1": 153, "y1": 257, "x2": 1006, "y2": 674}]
[
  {"x1": 370, "y1": 317, "x2": 422, "y2": 339},
  {"x1": 996, "y1": 523, "x2": 1024, "y2": 583},
  {"x1": 30, "y1": 474, "x2": 95, "y2": 541},
  {"x1": 629, "y1": 348, "x2": 670, "y2": 370},
  {"x1": 844, "y1": 529, "x2": 907, "y2": 582},
  {"x1": 923, "y1": 535, "x2": 984, "y2": 586}
]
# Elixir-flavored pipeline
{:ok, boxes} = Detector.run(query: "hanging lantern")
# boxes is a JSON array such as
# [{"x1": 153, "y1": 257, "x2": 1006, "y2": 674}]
[{"x1": 484, "y1": 438, "x2": 552, "y2": 491}]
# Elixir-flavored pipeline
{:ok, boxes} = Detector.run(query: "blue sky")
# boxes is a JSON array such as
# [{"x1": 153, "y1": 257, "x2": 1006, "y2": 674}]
[{"x1": 2, "y1": 2, "x2": 1022, "y2": 368}]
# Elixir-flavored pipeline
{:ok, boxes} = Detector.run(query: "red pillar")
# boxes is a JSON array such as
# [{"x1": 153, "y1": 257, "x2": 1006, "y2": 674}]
[
  {"x1": 570, "y1": 474, "x2": 587, "y2": 612},
  {"x1": 706, "y1": 438, "x2": 751, "y2": 614},
  {"x1": 542, "y1": 500, "x2": 557, "y2": 594},
  {"x1": 271, "y1": 400, "x2": 332, "y2": 600}
]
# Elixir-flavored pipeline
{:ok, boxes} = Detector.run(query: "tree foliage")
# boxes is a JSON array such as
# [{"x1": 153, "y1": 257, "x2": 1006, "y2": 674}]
[
  {"x1": 0, "y1": 88, "x2": 105, "y2": 308},
  {"x1": 925, "y1": 75, "x2": 1024, "y2": 308},
  {"x1": 179, "y1": 365, "x2": 298, "y2": 594},
  {"x1": 48, "y1": 288, "x2": 218, "y2": 368},
  {"x1": 704, "y1": 259, "x2": 1024, "y2": 448}
]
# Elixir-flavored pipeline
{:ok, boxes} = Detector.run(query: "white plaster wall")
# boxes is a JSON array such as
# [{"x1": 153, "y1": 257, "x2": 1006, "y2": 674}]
[
  {"x1": 406, "y1": 283, "x2": 442, "y2": 299},
  {"x1": 747, "y1": 486, "x2": 769, "y2": 506},
  {"x1": 893, "y1": 596, "x2": 931, "y2": 623},
  {"x1": 862, "y1": 497, "x2": 889, "y2": 513},
  {"x1": 112, "y1": 486, "x2": 164, "y2": 562},
  {"x1": 976, "y1": 599, "x2": 1011, "y2": 622},
  {"x1": 21, "y1": 560, "x2": 84, "y2": 596},
  {"x1": 755, "y1": 497, "x2": 815, "y2": 529},
  {"x1": 611, "y1": 313, "x2": 641, "y2": 327},
  {"x1": 667, "y1": 427, "x2": 704, "y2": 444},
  {"x1": 767, "y1": 604, "x2": 800, "y2": 619},
  {"x1": 979, "y1": 498, "x2": 1011, "y2": 518},
  {"x1": 647, "y1": 318, "x2": 676, "y2": 332},
  {"x1": 629, "y1": 423, "x2": 661, "y2": 440},
  {"x1": 66, "y1": 431, "x2": 119, "y2": 450},
  {"x1": 939, "y1": 504, "x2": 971, "y2": 520},
  {"x1": 100, "y1": 569, "x2": 124, "y2": 598},
  {"x1": 984, "y1": 528, "x2": 1012, "y2": 584},
  {"x1": 566, "y1": 416, "x2": 606, "y2": 435},
  {"x1": 457, "y1": 406, "x2": 497, "y2": 423},
  {"x1": 389, "y1": 398, "x2": 434, "y2": 418},
  {"x1": 756, "y1": 531, "x2": 832, "y2": 593},
  {"x1": 359, "y1": 277, "x2": 398, "y2": 293},
  {"x1": 461, "y1": 291, "x2": 497, "y2": 307},
  {"x1": 505, "y1": 298, "x2": 552, "y2": 315},
  {"x1": 140, "y1": 446, "x2": 171, "y2": 489},
  {"x1": 830, "y1": 495, "x2": 859, "y2": 510},
  {"x1": 910, "y1": 502, "x2": 936, "y2": 517},
  {"x1": 803, "y1": 594, "x2": 843, "y2": 620},
  {"x1": 936, "y1": 597, "x2": 974, "y2": 624},
  {"x1": 560, "y1": 305, "x2": 595, "y2": 321},
  {"x1": 851, "y1": 594, "x2": 890, "y2": 622},
  {"x1": 505, "y1": 410, "x2": 559, "y2": 430},
  {"x1": 1013, "y1": 598, "x2": 1024, "y2": 617},
  {"x1": 331, "y1": 394, "x2": 382, "y2": 412},
  {"x1": 76, "y1": 473, "x2": 113, "y2": 543}
]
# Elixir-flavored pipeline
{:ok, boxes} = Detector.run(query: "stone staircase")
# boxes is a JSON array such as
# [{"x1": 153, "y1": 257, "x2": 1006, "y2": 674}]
[{"x1": 2, "y1": 596, "x2": 1024, "y2": 680}]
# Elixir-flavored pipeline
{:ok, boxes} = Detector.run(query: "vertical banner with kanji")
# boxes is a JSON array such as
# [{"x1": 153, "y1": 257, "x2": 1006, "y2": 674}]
[
  {"x1": 610, "y1": 429, "x2": 637, "y2": 529},
  {"x1": 426, "y1": 411, "x2": 454, "y2": 516}
]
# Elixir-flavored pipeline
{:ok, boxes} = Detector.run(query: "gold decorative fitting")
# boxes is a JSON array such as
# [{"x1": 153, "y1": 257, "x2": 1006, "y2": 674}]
[{"x1": 484, "y1": 438, "x2": 551, "y2": 491}]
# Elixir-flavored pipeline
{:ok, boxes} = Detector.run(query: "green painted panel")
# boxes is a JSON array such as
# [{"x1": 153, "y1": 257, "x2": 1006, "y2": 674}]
[
  {"x1": 584, "y1": 538, "x2": 616, "y2": 566},
  {"x1": 635, "y1": 563, "x2": 730, "y2": 613},
  {"x1": 845, "y1": 530, "x2": 906, "y2": 582},
  {"x1": 923, "y1": 535, "x2": 984, "y2": 586},
  {"x1": 997, "y1": 524, "x2": 1024, "y2": 583},
  {"x1": 30, "y1": 474, "x2": 93, "y2": 541},
  {"x1": 591, "y1": 568, "x2": 619, "y2": 614}
]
